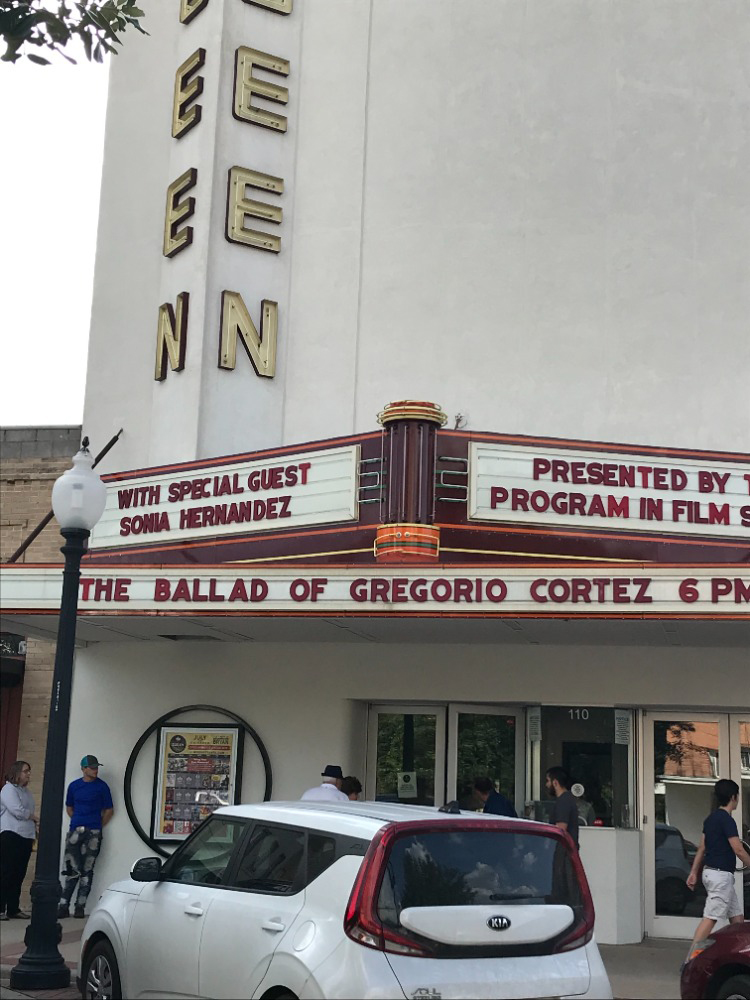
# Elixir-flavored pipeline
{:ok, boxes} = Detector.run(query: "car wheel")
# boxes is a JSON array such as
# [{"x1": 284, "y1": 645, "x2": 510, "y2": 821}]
[
  {"x1": 81, "y1": 938, "x2": 122, "y2": 1000},
  {"x1": 715, "y1": 974, "x2": 750, "y2": 1000}
]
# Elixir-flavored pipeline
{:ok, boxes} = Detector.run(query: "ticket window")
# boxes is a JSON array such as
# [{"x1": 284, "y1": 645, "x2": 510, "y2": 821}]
[{"x1": 526, "y1": 707, "x2": 635, "y2": 828}]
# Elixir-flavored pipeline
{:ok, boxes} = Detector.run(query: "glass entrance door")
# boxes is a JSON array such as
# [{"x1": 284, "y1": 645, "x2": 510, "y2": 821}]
[
  {"x1": 366, "y1": 705, "x2": 446, "y2": 807},
  {"x1": 645, "y1": 713, "x2": 740, "y2": 938},
  {"x1": 447, "y1": 705, "x2": 524, "y2": 813},
  {"x1": 730, "y1": 715, "x2": 750, "y2": 919}
]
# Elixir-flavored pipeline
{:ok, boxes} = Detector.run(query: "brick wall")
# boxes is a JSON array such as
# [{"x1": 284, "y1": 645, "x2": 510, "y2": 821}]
[{"x1": 1, "y1": 425, "x2": 82, "y2": 905}]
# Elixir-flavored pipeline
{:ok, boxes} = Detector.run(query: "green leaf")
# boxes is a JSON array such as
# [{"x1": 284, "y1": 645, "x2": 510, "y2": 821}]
[
  {"x1": 1, "y1": 0, "x2": 148, "y2": 64},
  {"x1": 26, "y1": 52, "x2": 51, "y2": 64}
]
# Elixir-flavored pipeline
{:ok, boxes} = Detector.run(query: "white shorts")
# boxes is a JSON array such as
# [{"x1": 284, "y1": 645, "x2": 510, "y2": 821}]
[{"x1": 702, "y1": 867, "x2": 743, "y2": 920}]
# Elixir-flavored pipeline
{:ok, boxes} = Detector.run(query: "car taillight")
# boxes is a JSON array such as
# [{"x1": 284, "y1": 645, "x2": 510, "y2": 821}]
[
  {"x1": 344, "y1": 824, "x2": 433, "y2": 957},
  {"x1": 553, "y1": 843, "x2": 595, "y2": 953}
]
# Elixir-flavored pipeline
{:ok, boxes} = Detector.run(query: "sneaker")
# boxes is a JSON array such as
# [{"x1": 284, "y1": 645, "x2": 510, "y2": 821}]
[
  {"x1": 57, "y1": 905, "x2": 70, "y2": 919},
  {"x1": 0, "y1": 913, "x2": 8, "y2": 921},
  {"x1": 9, "y1": 910, "x2": 30, "y2": 919},
  {"x1": 74, "y1": 906, "x2": 86, "y2": 918}
]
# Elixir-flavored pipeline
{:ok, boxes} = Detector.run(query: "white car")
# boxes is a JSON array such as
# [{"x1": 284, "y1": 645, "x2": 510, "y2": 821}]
[{"x1": 77, "y1": 801, "x2": 612, "y2": 1000}]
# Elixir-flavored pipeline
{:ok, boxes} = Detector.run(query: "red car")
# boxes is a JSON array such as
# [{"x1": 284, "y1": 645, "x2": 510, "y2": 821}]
[{"x1": 681, "y1": 923, "x2": 750, "y2": 1000}]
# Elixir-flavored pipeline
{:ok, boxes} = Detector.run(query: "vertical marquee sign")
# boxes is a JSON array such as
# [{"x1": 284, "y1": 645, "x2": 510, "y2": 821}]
[{"x1": 156, "y1": 0, "x2": 296, "y2": 383}]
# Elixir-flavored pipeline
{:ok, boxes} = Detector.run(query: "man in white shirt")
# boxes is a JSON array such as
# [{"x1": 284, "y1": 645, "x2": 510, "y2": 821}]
[{"x1": 301, "y1": 765, "x2": 349, "y2": 802}]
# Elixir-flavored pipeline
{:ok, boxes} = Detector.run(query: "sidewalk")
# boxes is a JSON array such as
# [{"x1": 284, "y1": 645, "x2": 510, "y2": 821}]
[
  {"x1": 2, "y1": 916, "x2": 686, "y2": 1000},
  {"x1": 1, "y1": 917, "x2": 81, "y2": 1000},
  {"x1": 600, "y1": 938, "x2": 685, "y2": 1000}
]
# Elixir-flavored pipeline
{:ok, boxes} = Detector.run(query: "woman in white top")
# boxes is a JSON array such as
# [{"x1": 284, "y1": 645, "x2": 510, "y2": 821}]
[{"x1": 0, "y1": 760, "x2": 38, "y2": 919}]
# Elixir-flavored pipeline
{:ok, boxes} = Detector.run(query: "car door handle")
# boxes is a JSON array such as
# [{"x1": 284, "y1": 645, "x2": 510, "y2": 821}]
[
  {"x1": 261, "y1": 918, "x2": 286, "y2": 933},
  {"x1": 184, "y1": 904, "x2": 204, "y2": 916}
]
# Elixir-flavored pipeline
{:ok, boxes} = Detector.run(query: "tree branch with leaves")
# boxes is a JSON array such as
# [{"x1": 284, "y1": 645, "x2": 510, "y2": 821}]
[{"x1": 1, "y1": 0, "x2": 147, "y2": 66}]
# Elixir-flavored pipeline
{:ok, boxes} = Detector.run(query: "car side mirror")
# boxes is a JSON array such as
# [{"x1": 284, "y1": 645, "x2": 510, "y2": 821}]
[{"x1": 131, "y1": 857, "x2": 163, "y2": 882}]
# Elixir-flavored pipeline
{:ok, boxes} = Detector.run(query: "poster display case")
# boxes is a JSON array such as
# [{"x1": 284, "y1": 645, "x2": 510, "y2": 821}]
[{"x1": 152, "y1": 725, "x2": 243, "y2": 840}]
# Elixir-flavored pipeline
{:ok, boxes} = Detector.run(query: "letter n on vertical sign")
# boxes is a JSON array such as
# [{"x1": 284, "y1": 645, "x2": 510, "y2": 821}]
[
  {"x1": 164, "y1": 168, "x2": 198, "y2": 258},
  {"x1": 155, "y1": 293, "x2": 189, "y2": 381},
  {"x1": 219, "y1": 291, "x2": 277, "y2": 377},
  {"x1": 173, "y1": 49, "x2": 206, "y2": 139},
  {"x1": 234, "y1": 47, "x2": 289, "y2": 132},
  {"x1": 180, "y1": 0, "x2": 209, "y2": 24},
  {"x1": 226, "y1": 166, "x2": 283, "y2": 253}
]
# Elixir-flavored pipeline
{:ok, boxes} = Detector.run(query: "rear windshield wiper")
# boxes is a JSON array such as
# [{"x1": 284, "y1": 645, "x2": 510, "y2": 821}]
[{"x1": 488, "y1": 893, "x2": 544, "y2": 901}]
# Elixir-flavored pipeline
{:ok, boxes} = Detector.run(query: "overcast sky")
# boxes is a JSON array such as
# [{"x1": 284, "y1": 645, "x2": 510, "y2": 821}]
[{"x1": 0, "y1": 52, "x2": 109, "y2": 428}]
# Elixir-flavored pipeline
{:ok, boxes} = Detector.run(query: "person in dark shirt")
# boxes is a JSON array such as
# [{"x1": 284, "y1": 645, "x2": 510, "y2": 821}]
[
  {"x1": 474, "y1": 777, "x2": 517, "y2": 817},
  {"x1": 686, "y1": 778, "x2": 750, "y2": 953},
  {"x1": 341, "y1": 776, "x2": 362, "y2": 801},
  {"x1": 545, "y1": 767, "x2": 579, "y2": 849}
]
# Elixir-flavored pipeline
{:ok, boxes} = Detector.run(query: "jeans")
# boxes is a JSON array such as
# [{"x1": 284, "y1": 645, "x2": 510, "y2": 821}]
[
  {"x1": 0, "y1": 830, "x2": 34, "y2": 915},
  {"x1": 60, "y1": 827, "x2": 102, "y2": 908}
]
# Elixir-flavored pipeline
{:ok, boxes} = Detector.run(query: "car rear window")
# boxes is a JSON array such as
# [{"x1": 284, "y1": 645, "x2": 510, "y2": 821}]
[{"x1": 377, "y1": 829, "x2": 583, "y2": 928}]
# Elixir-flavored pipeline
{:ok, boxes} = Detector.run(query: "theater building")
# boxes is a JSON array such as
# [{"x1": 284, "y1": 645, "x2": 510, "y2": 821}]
[{"x1": 1, "y1": 0, "x2": 748, "y2": 944}]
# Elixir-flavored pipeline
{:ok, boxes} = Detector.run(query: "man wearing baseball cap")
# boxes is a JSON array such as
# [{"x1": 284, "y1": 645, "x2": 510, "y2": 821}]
[
  {"x1": 300, "y1": 764, "x2": 349, "y2": 802},
  {"x1": 58, "y1": 755, "x2": 114, "y2": 919}
]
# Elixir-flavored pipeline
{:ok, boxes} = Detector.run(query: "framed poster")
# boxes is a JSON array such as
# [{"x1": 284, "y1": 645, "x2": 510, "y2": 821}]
[{"x1": 152, "y1": 725, "x2": 243, "y2": 841}]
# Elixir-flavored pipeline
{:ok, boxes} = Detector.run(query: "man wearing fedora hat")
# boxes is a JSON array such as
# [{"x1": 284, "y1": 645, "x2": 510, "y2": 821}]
[{"x1": 301, "y1": 764, "x2": 349, "y2": 802}]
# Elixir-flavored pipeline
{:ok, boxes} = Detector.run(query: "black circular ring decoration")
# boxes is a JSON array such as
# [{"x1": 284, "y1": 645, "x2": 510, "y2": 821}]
[{"x1": 124, "y1": 704, "x2": 273, "y2": 857}]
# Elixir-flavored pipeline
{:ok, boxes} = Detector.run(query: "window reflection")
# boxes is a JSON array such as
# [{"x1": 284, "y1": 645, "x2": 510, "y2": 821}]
[
  {"x1": 456, "y1": 714, "x2": 516, "y2": 811},
  {"x1": 653, "y1": 721, "x2": 717, "y2": 917},
  {"x1": 376, "y1": 713, "x2": 436, "y2": 805}
]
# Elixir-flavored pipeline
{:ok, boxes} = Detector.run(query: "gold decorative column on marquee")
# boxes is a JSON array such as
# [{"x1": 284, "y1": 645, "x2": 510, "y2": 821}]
[{"x1": 375, "y1": 400, "x2": 447, "y2": 562}]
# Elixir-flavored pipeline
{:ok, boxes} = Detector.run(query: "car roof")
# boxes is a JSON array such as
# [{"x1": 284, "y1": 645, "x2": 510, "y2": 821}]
[{"x1": 213, "y1": 800, "x2": 547, "y2": 839}]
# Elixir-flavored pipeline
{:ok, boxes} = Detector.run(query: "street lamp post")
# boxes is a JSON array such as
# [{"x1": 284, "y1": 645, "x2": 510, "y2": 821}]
[{"x1": 10, "y1": 440, "x2": 107, "y2": 991}]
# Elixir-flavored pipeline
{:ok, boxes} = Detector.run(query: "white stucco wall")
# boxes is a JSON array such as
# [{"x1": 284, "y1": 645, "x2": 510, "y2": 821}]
[{"x1": 84, "y1": 0, "x2": 750, "y2": 473}]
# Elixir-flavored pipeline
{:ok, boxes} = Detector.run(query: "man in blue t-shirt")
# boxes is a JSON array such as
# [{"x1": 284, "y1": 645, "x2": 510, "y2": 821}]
[
  {"x1": 58, "y1": 755, "x2": 114, "y2": 919},
  {"x1": 474, "y1": 777, "x2": 517, "y2": 818},
  {"x1": 686, "y1": 778, "x2": 750, "y2": 954}
]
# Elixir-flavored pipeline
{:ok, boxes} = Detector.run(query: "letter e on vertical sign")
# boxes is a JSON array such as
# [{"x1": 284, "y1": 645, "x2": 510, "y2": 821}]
[
  {"x1": 173, "y1": 49, "x2": 206, "y2": 139},
  {"x1": 180, "y1": 0, "x2": 209, "y2": 24},
  {"x1": 155, "y1": 293, "x2": 189, "y2": 381},
  {"x1": 234, "y1": 47, "x2": 289, "y2": 132},
  {"x1": 219, "y1": 292, "x2": 277, "y2": 377},
  {"x1": 226, "y1": 167, "x2": 283, "y2": 253},
  {"x1": 164, "y1": 168, "x2": 198, "y2": 258}
]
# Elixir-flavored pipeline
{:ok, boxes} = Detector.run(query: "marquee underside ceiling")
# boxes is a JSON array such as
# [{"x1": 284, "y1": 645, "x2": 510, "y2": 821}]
[{"x1": 2, "y1": 612, "x2": 748, "y2": 649}]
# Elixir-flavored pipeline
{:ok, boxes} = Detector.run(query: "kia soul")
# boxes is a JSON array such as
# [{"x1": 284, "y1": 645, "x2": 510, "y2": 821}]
[{"x1": 78, "y1": 801, "x2": 613, "y2": 999}]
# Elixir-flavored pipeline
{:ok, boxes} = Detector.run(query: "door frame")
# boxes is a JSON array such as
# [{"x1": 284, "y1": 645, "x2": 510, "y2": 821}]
[
  {"x1": 643, "y1": 711, "x2": 731, "y2": 939},
  {"x1": 729, "y1": 713, "x2": 749, "y2": 920},
  {"x1": 446, "y1": 704, "x2": 525, "y2": 814},
  {"x1": 365, "y1": 703, "x2": 447, "y2": 807}
]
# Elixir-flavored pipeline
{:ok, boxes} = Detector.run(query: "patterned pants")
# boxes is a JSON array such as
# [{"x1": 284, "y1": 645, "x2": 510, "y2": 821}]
[{"x1": 60, "y1": 827, "x2": 102, "y2": 908}]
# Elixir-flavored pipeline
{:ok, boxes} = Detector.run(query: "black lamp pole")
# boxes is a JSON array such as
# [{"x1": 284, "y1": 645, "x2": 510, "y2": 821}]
[{"x1": 10, "y1": 527, "x2": 90, "y2": 990}]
